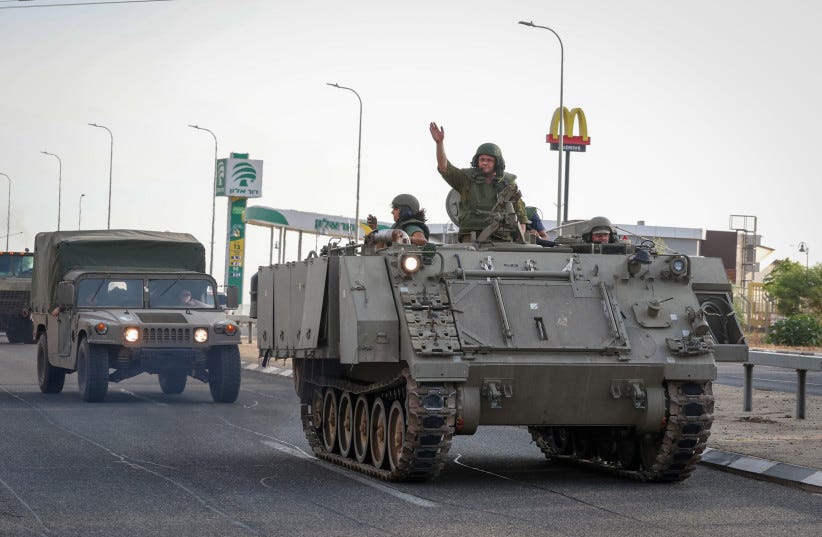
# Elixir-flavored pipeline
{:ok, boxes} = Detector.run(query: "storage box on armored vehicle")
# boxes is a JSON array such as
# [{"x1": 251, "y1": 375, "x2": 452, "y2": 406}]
[
  {"x1": 32, "y1": 230, "x2": 242, "y2": 403},
  {"x1": 251, "y1": 220, "x2": 747, "y2": 483},
  {"x1": 0, "y1": 251, "x2": 35, "y2": 344}
]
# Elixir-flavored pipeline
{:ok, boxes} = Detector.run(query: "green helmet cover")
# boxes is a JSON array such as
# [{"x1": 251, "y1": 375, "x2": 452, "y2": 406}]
[{"x1": 391, "y1": 193, "x2": 420, "y2": 215}]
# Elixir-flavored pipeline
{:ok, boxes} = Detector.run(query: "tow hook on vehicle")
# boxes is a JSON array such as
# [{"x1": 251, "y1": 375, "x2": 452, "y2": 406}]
[{"x1": 610, "y1": 379, "x2": 647, "y2": 409}]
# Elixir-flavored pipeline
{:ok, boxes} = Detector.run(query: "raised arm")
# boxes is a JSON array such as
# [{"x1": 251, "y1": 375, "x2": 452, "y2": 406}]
[{"x1": 429, "y1": 122, "x2": 447, "y2": 173}]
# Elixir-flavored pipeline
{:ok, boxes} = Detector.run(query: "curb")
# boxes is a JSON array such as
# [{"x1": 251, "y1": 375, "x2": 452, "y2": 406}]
[
  {"x1": 700, "y1": 447, "x2": 822, "y2": 493},
  {"x1": 240, "y1": 359, "x2": 822, "y2": 492}
]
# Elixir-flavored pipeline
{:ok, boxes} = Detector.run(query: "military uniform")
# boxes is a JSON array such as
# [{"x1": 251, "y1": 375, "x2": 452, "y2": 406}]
[
  {"x1": 393, "y1": 217, "x2": 429, "y2": 240},
  {"x1": 439, "y1": 161, "x2": 528, "y2": 236}
]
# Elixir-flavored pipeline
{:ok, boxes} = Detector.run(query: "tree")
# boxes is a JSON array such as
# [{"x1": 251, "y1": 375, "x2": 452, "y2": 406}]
[{"x1": 763, "y1": 258, "x2": 822, "y2": 316}]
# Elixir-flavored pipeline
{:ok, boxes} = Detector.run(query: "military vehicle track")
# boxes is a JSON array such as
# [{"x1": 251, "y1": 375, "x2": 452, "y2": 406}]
[
  {"x1": 529, "y1": 381, "x2": 714, "y2": 482},
  {"x1": 300, "y1": 368, "x2": 456, "y2": 481}
]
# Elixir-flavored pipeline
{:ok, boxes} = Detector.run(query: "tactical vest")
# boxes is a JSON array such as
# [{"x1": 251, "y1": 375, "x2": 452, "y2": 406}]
[
  {"x1": 393, "y1": 218, "x2": 430, "y2": 239},
  {"x1": 457, "y1": 169, "x2": 519, "y2": 231}
]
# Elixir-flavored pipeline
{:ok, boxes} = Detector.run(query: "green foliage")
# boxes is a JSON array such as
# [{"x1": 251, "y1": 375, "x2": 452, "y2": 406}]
[
  {"x1": 766, "y1": 314, "x2": 822, "y2": 346},
  {"x1": 763, "y1": 258, "x2": 822, "y2": 316}
]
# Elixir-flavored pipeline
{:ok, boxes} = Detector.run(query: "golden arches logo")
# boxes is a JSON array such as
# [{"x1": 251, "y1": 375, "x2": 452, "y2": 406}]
[{"x1": 546, "y1": 107, "x2": 590, "y2": 146}]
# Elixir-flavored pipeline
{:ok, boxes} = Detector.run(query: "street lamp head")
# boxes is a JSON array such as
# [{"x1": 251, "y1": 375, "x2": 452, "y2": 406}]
[
  {"x1": 89, "y1": 123, "x2": 98, "y2": 127},
  {"x1": 326, "y1": 82, "x2": 340, "y2": 88},
  {"x1": 518, "y1": 20, "x2": 535, "y2": 27},
  {"x1": 799, "y1": 242, "x2": 808, "y2": 253}
]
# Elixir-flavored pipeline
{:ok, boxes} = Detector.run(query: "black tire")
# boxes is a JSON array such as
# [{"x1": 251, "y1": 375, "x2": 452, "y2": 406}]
[
  {"x1": 158, "y1": 369, "x2": 188, "y2": 394},
  {"x1": 22, "y1": 319, "x2": 35, "y2": 344},
  {"x1": 208, "y1": 345, "x2": 241, "y2": 403},
  {"x1": 6, "y1": 325, "x2": 19, "y2": 344},
  {"x1": 77, "y1": 339, "x2": 109, "y2": 402},
  {"x1": 37, "y1": 333, "x2": 65, "y2": 394}
]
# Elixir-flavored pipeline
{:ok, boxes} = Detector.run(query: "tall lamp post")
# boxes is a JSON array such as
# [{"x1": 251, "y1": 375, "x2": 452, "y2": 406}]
[
  {"x1": 799, "y1": 242, "x2": 809, "y2": 268},
  {"x1": 326, "y1": 82, "x2": 363, "y2": 242},
  {"x1": 78, "y1": 194, "x2": 86, "y2": 229},
  {"x1": 41, "y1": 151, "x2": 62, "y2": 231},
  {"x1": 88, "y1": 123, "x2": 114, "y2": 229},
  {"x1": 518, "y1": 20, "x2": 565, "y2": 226},
  {"x1": 188, "y1": 125, "x2": 218, "y2": 275},
  {"x1": 0, "y1": 172, "x2": 10, "y2": 250}
]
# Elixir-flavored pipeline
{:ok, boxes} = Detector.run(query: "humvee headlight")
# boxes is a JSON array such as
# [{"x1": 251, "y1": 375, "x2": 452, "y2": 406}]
[
  {"x1": 124, "y1": 327, "x2": 140, "y2": 342},
  {"x1": 194, "y1": 328, "x2": 209, "y2": 343},
  {"x1": 95, "y1": 322, "x2": 108, "y2": 335},
  {"x1": 214, "y1": 322, "x2": 238, "y2": 336},
  {"x1": 670, "y1": 256, "x2": 688, "y2": 276},
  {"x1": 401, "y1": 254, "x2": 421, "y2": 274}
]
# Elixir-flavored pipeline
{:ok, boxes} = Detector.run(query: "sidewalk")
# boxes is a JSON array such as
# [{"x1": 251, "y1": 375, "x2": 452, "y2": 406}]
[{"x1": 237, "y1": 343, "x2": 822, "y2": 492}]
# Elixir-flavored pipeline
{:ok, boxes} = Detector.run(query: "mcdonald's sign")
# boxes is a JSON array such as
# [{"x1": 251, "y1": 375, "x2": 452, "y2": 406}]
[{"x1": 547, "y1": 106, "x2": 590, "y2": 152}]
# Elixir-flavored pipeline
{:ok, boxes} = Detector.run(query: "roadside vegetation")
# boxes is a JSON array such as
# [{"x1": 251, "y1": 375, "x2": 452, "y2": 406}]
[{"x1": 761, "y1": 259, "x2": 822, "y2": 347}]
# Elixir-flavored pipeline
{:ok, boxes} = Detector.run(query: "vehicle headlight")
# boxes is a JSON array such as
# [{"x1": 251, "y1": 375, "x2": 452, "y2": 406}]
[
  {"x1": 214, "y1": 321, "x2": 238, "y2": 336},
  {"x1": 95, "y1": 322, "x2": 108, "y2": 335},
  {"x1": 194, "y1": 328, "x2": 209, "y2": 343},
  {"x1": 670, "y1": 255, "x2": 688, "y2": 277},
  {"x1": 401, "y1": 254, "x2": 421, "y2": 274},
  {"x1": 124, "y1": 327, "x2": 139, "y2": 342}
]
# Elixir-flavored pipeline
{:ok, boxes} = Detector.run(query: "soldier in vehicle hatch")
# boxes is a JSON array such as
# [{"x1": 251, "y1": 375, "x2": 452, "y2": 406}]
[
  {"x1": 429, "y1": 122, "x2": 529, "y2": 242},
  {"x1": 367, "y1": 193, "x2": 430, "y2": 248},
  {"x1": 582, "y1": 216, "x2": 618, "y2": 244}
]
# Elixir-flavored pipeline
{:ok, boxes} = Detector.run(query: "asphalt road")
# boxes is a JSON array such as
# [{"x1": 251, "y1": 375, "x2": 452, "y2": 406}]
[{"x1": 1, "y1": 343, "x2": 820, "y2": 537}]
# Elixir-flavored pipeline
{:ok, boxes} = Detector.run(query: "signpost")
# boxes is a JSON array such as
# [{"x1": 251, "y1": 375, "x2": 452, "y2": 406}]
[{"x1": 547, "y1": 107, "x2": 590, "y2": 223}]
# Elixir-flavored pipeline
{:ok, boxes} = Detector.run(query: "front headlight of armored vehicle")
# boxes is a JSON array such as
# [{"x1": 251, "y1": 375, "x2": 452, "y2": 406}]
[
  {"x1": 124, "y1": 327, "x2": 139, "y2": 342},
  {"x1": 194, "y1": 327, "x2": 209, "y2": 343},
  {"x1": 214, "y1": 321, "x2": 238, "y2": 336},
  {"x1": 400, "y1": 254, "x2": 421, "y2": 274},
  {"x1": 669, "y1": 255, "x2": 689, "y2": 277}
]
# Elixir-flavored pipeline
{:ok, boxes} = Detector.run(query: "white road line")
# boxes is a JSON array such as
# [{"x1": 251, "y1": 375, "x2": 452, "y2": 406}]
[{"x1": 453, "y1": 453, "x2": 513, "y2": 480}]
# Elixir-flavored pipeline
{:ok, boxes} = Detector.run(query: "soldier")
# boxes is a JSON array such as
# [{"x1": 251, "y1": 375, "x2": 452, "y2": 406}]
[
  {"x1": 582, "y1": 216, "x2": 617, "y2": 244},
  {"x1": 525, "y1": 206, "x2": 556, "y2": 247},
  {"x1": 367, "y1": 194, "x2": 429, "y2": 248},
  {"x1": 429, "y1": 122, "x2": 528, "y2": 242}
]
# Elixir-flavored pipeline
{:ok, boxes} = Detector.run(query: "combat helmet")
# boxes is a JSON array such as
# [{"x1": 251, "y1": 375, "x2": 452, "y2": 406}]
[
  {"x1": 471, "y1": 143, "x2": 506, "y2": 177},
  {"x1": 391, "y1": 193, "x2": 420, "y2": 217},
  {"x1": 582, "y1": 216, "x2": 616, "y2": 243}
]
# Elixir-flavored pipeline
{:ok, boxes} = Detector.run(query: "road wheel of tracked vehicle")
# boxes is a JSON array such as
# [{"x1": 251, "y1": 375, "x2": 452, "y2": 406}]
[
  {"x1": 37, "y1": 333, "x2": 65, "y2": 394},
  {"x1": 337, "y1": 391, "x2": 354, "y2": 458},
  {"x1": 353, "y1": 394, "x2": 370, "y2": 463},
  {"x1": 617, "y1": 436, "x2": 641, "y2": 470},
  {"x1": 321, "y1": 388, "x2": 339, "y2": 453},
  {"x1": 572, "y1": 429, "x2": 595, "y2": 460},
  {"x1": 549, "y1": 427, "x2": 573, "y2": 455},
  {"x1": 158, "y1": 370, "x2": 188, "y2": 394},
  {"x1": 208, "y1": 345, "x2": 241, "y2": 403},
  {"x1": 77, "y1": 339, "x2": 109, "y2": 402},
  {"x1": 387, "y1": 400, "x2": 407, "y2": 472},
  {"x1": 369, "y1": 397, "x2": 388, "y2": 469}
]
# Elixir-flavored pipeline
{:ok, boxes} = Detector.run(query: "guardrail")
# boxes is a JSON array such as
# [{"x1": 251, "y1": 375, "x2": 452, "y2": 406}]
[{"x1": 741, "y1": 350, "x2": 821, "y2": 419}]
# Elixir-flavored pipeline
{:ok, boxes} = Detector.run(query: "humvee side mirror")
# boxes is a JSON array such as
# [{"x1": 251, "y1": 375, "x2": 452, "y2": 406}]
[
  {"x1": 225, "y1": 286, "x2": 239, "y2": 310},
  {"x1": 56, "y1": 281, "x2": 75, "y2": 310}
]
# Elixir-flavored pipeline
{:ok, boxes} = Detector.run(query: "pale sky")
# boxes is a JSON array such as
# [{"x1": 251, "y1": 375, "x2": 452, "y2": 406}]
[{"x1": 2, "y1": 0, "x2": 820, "y2": 300}]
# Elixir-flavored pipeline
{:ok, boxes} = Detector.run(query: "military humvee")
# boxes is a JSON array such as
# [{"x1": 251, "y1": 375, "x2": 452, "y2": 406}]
[
  {"x1": 251, "y1": 201, "x2": 745, "y2": 482},
  {"x1": 32, "y1": 230, "x2": 242, "y2": 403}
]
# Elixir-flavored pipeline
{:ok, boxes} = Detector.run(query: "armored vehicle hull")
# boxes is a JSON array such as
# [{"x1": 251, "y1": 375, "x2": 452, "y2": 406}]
[
  {"x1": 0, "y1": 251, "x2": 35, "y2": 344},
  {"x1": 253, "y1": 240, "x2": 744, "y2": 481}
]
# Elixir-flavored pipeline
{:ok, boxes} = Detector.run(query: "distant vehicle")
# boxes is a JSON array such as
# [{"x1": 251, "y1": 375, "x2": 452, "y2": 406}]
[
  {"x1": 251, "y1": 207, "x2": 746, "y2": 483},
  {"x1": 31, "y1": 230, "x2": 242, "y2": 403},
  {"x1": 0, "y1": 250, "x2": 35, "y2": 344}
]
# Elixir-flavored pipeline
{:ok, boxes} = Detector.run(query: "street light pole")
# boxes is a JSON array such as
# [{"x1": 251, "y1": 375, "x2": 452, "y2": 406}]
[
  {"x1": 518, "y1": 20, "x2": 565, "y2": 226},
  {"x1": 41, "y1": 151, "x2": 62, "y2": 231},
  {"x1": 799, "y1": 242, "x2": 809, "y2": 268},
  {"x1": 188, "y1": 125, "x2": 218, "y2": 275},
  {"x1": 0, "y1": 172, "x2": 10, "y2": 250},
  {"x1": 88, "y1": 123, "x2": 114, "y2": 229},
  {"x1": 327, "y1": 82, "x2": 363, "y2": 242},
  {"x1": 78, "y1": 194, "x2": 85, "y2": 229}
]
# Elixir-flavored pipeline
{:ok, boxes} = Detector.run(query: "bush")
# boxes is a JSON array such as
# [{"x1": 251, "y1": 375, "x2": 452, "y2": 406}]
[{"x1": 766, "y1": 314, "x2": 822, "y2": 346}]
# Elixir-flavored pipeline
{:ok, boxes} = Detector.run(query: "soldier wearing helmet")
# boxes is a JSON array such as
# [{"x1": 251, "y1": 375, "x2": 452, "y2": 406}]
[
  {"x1": 366, "y1": 193, "x2": 429, "y2": 248},
  {"x1": 429, "y1": 122, "x2": 529, "y2": 242},
  {"x1": 582, "y1": 216, "x2": 617, "y2": 244}
]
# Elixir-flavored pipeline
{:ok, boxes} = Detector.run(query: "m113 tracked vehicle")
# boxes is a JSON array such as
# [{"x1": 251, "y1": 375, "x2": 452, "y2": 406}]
[{"x1": 251, "y1": 211, "x2": 745, "y2": 482}]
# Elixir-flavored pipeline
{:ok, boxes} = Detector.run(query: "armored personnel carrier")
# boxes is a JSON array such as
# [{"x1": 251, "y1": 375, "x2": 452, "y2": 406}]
[{"x1": 251, "y1": 207, "x2": 745, "y2": 482}]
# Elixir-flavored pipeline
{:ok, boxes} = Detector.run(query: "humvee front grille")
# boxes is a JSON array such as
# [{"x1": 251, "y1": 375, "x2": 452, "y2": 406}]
[{"x1": 142, "y1": 327, "x2": 192, "y2": 343}]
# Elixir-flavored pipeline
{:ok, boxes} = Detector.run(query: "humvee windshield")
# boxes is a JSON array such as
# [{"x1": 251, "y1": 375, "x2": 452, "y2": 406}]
[{"x1": 76, "y1": 277, "x2": 218, "y2": 309}]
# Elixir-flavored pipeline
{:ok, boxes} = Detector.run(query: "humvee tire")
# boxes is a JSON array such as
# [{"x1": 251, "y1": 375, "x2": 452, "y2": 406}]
[
  {"x1": 208, "y1": 345, "x2": 241, "y2": 403},
  {"x1": 77, "y1": 339, "x2": 109, "y2": 402},
  {"x1": 37, "y1": 333, "x2": 65, "y2": 394},
  {"x1": 159, "y1": 370, "x2": 188, "y2": 394}
]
